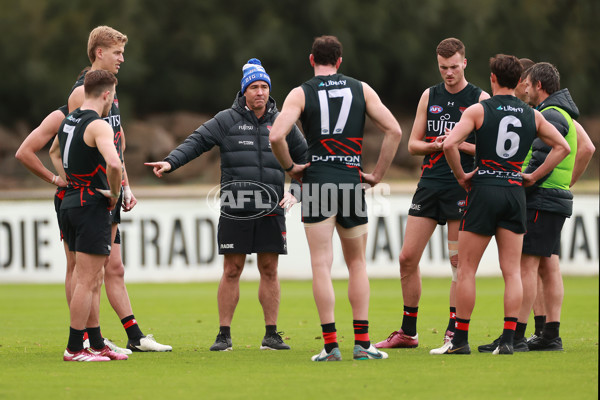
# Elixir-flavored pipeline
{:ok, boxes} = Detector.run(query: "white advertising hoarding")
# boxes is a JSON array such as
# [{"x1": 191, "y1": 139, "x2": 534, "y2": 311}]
[{"x1": 0, "y1": 193, "x2": 597, "y2": 283}]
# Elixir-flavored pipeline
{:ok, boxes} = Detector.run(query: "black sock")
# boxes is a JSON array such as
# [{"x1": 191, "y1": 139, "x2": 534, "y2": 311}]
[
  {"x1": 446, "y1": 307, "x2": 457, "y2": 333},
  {"x1": 87, "y1": 326, "x2": 104, "y2": 350},
  {"x1": 353, "y1": 320, "x2": 370, "y2": 349},
  {"x1": 515, "y1": 322, "x2": 527, "y2": 340},
  {"x1": 67, "y1": 327, "x2": 86, "y2": 352},
  {"x1": 542, "y1": 321, "x2": 560, "y2": 340},
  {"x1": 322, "y1": 323, "x2": 338, "y2": 353},
  {"x1": 219, "y1": 326, "x2": 231, "y2": 338},
  {"x1": 265, "y1": 325, "x2": 277, "y2": 336},
  {"x1": 452, "y1": 318, "x2": 470, "y2": 346},
  {"x1": 401, "y1": 306, "x2": 418, "y2": 336},
  {"x1": 500, "y1": 317, "x2": 518, "y2": 345},
  {"x1": 121, "y1": 315, "x2": 144, "y2": 340},
  {"x1": 534, "y1": 315, "x2": 546, "y2": 336}
]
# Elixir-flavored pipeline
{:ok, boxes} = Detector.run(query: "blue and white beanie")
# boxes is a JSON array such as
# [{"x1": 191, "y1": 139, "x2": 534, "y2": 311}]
[{"x1": 241, "y1": 58, "x2": 271, "y2": 94}]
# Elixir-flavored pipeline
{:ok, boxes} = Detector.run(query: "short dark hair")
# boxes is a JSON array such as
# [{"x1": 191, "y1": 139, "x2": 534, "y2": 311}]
[
  {"x1": 518, "y1": 58, "x2": 535, "y2": 79},
  {"x1": 527, "y1": 62, "x2": 560, "y2": 95},
  {"x1": 311, "y1": 35, "x2": 343, "y2": 66},
  {"x1": 489, "y1": 54, "x2": 522, "y2": 89},
  {"x1": 436, "y1": 38, "x2": 465, "y2": 58},
  {"x1": 84, "y1": 69, "x2": 118, "y2": 97}
]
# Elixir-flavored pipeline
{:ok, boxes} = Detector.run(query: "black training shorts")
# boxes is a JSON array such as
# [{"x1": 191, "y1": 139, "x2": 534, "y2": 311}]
[
  {"x1": 57, "y1": 190, "x2": 121, "y2": 245},
  {"x1": 460, "y1": 185, "x2": 526, "y2": 236},
  {"x1": 59, "y1": 202, "x2": 112, "y2": 255},
  {"x1": 301, "y1": 164, "x2": 367, "y2": 229},
  {"x1": 522, "y1": 209, "x2": 566, "y2": 257},
  {"x1": 408, "y1": 185, "x2": 467, "y2": 225},
  {"x1": 217, "y1": 214, "x2": 287, "y2": 255}
]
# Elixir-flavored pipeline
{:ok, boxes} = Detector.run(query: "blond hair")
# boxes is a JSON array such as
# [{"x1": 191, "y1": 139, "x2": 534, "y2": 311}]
[{"x1": 87, "y1": 26, "x2": 128, "y2": 63}]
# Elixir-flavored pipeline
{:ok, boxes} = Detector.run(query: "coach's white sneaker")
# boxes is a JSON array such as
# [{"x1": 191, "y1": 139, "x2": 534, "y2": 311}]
[
  {"x1": 128, "y1": 334, "x2": 172, "y2": 352},
  {"x1": 104, "y1": 338, "x2": 133, "y2": 355}
]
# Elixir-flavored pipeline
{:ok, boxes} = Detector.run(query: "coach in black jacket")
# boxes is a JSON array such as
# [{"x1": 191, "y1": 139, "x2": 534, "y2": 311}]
[{"x1": 146, "y1": 58, "x2": 306, "y2": 352}]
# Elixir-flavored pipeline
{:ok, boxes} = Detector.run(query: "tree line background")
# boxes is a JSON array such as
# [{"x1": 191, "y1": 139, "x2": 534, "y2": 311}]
[{"x1": 1, "y1": 0, "x2": 598, "y2": 187}]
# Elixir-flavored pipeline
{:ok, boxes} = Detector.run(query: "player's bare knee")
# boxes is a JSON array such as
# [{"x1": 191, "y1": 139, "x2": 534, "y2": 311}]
[
  {"x1": 399, "y1": 252, "x2": 418, "y2": 273},
  {"x1": 105, "y1": 263, "x2": 125, "y2": 279},
  {"x1": 259, "y1": 269, "x2": 279, "y2": 283},
  {"x1": 223, "y1": 262, "x2": 244, "y2": 280},
  {"x1": 82, "y1": 268, "x2": 104, "y2": 290},
  {"x1": 346, "y1": 260, "x2": 367, "y2": 272},
  {"x1": 257, "y1": 260, "x2": 278, "y2": 279}
]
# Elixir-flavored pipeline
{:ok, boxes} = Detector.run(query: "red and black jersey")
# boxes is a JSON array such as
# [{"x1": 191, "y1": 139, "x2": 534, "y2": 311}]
[
  {"x1": 70, "y1": 69, "x2": 123, "y2": 162},
  {"x1": 472, "y1": 95, "x2": 536, "y2": 187},
  {"x1": 420, "y1": 82, "x2": 482, "y2": 188},
  {"x1": 300, "y1": 74, "x2": 366, "y2": 172},
  {"x1": 58, "y1": 108, "x2": 110, "y2": 208}
]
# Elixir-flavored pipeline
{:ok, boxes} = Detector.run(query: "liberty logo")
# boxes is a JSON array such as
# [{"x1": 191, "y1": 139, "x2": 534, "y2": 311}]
[
  {"x1": 318, "y1": 79, "x2": 347, "y2": 87},
  {"x1": 496, "y1": 105, "x2": 524, "y2": 113}
]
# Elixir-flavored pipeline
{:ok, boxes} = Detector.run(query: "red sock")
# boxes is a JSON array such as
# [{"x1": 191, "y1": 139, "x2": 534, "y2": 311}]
[
  {"x1": 323, "y1": 331, "x2": 337, "y2": 345},
  {"x1": 322, "y1": 323, "x2": 338, "y2": 353},
  {"x1": 453, "y1": 318, "x2": 470, "y2": 345},
  {"x1": 353, "y1": 320, "x2": 370, "y2": 348},
  {"x1": 501, "y1": 317, "x2": 518, "y2": 345}
]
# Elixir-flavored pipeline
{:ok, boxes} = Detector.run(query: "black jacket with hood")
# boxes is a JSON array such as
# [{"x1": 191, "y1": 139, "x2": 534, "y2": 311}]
[
  {"x1": 164, "y1": 93, "x2": 307, "y2": 217},
  {"x1": 524, "y1": 88, "x2": 579, "y2": 216}
]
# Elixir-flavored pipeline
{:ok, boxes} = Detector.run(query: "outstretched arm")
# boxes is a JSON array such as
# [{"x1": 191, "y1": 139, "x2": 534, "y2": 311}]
[
  {"x1": 144, "y1": 160, "x2": 172, "y2": 178},
  {"x1": 145, "y1": 116, "x2": 224, "y2": 178}
]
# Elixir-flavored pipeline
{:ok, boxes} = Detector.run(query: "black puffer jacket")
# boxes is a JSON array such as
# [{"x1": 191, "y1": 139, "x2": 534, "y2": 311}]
[
  {"x1": 164, "y1": 93, "x2": 307, "y2": 217},
  {"x1": 524, "y1": 89, "x2": 579, "y2": 217}
]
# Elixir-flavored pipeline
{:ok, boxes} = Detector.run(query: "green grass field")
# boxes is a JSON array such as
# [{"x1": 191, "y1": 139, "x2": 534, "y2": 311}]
[{"x1": 0, "y1": 277, "x2": 597, "y2": 399}]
